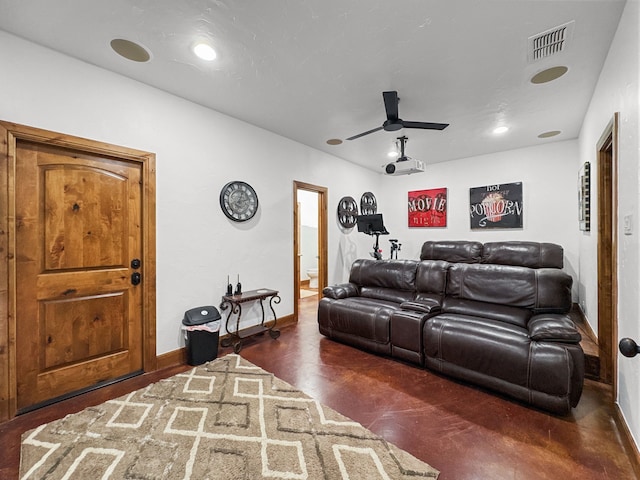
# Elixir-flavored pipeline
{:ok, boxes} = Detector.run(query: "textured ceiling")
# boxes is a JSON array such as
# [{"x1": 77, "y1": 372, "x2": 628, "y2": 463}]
[{"x1": 0, "y1": 0, "x2": 626, "y2": 172}]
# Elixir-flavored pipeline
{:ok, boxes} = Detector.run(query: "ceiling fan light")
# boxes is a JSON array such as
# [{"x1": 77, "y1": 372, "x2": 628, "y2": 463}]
[{"x1": 193, "y1": 42, "x2": 217, "y2": 61}]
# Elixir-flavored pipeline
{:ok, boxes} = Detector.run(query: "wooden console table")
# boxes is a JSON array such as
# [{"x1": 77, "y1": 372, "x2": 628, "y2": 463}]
[{"x1": 219, "y1": 288, "x2": 281, "y2": 353}]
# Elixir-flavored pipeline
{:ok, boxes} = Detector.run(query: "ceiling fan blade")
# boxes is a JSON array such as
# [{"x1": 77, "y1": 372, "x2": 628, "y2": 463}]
[
  {"x1": 346, "y1": 126, "x2": 383, "y2": 140},
  {"x1": 382, "y1": 91, "x2": 399, "y2": 121},
  {"x1": 402, "y1": 121, "x2": 449, "y2": 130}
]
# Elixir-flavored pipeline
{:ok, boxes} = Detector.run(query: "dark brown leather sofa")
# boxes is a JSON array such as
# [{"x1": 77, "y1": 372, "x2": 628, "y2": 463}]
[{"x1": 318, "y1": 241, "x2": 584, "y2": 415}]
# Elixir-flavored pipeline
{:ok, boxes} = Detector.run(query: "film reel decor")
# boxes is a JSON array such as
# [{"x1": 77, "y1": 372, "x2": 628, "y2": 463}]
[
  {"x1": 360, "y1": 192, "x2": 377, "y2": 215},
  {"x1": 337, "y1": 196, "x2": 358, "y2": 228}
]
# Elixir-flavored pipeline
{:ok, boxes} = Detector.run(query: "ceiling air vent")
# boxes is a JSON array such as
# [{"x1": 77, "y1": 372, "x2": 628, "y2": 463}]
[{"x1": 528, "y1": 21, "x2": 574, "y2": 62}]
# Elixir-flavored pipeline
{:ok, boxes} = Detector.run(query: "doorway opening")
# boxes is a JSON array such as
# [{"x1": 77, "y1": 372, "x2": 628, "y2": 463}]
[
  {"x1": 597, "y1": 112, "x2": 619, "y2": 393},
  {"x1": 298, "y1": 189, "x2": 320, "y2": 299},
  {"x1": 293, "y1": 181, "x2": 328, "y2": 322}
]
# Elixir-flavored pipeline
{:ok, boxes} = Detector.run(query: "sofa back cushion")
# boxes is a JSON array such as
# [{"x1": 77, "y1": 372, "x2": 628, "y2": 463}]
[
  {"x1": 445, "y1": 263, "x2": 572, "y2": 313},
  {"x1": 415, "y1": 260, "x2": 449, "y2": 297},
  {"x1": 420, "y1": 241, "x2": 482, "y2": 263},
  {"x1": 481, "y1": 241, "x2": 564, "y2": 268},
  {"x1": 349, "y1": 259, "x2": 417, "y2": 303}
]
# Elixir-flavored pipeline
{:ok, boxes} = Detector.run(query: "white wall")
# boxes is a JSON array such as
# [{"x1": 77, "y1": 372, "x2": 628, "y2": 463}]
[
  {"x1": 0, "y1": 30, "x2": 379, "y2": 354},
  {"x1": 578, "y1": 0, "x2": 640, "y2": 447},
  {"x1": 377, "y1": 140, "x2": 581, "y2": 293}
]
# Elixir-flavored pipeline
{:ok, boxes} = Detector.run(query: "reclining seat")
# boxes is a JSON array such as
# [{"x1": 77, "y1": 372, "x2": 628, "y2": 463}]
[
  {"x1": 318, "y1": 259, "x2": 418, "y2": 355},
  {"x1": 423, "y1": 262, "x2": 584, "y2": 415}
]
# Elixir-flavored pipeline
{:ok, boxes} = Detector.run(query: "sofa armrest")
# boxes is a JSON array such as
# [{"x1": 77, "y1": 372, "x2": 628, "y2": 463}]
[
  {"x1": 528, "y1": 314, "x2": 582, "y2": 343},
  {"x1": 322, "y1": 283, "x2": 359, "y2": 299},
  {"x1": 400, "y1": 299, "x2": 441, "y2": 315}
]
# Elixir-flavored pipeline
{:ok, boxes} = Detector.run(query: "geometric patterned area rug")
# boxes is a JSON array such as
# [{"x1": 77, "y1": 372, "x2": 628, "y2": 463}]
[{"x1": 20, "y1": 354, "x2": 439, "y2": 479}]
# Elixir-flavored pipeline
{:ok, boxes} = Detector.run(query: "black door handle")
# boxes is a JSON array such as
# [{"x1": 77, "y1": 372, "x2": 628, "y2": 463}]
[
  {"x1": 131, "y1": 272, "x2": 141, "y2": 286},
  {"x1": 619, "y1": 338, "x2": 640, "y2": 357}
]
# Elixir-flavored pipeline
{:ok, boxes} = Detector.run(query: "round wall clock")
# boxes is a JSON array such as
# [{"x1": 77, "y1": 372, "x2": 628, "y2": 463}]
[{"x1": 220, "y1": 181, "x2": 258, "y2": 222}]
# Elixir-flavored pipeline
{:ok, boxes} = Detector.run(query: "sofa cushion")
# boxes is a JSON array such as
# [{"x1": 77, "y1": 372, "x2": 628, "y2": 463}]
[
  {"x1": 481, "y1": 241, "x2": 564, "y2": 268},
  {"x1": 420, "y1": 241, "x2": 482, "y2": 263},
  {"x1": 415, "y1": 260, "x2": 449, "y2": 294},
  {"x1": 446, "y1": 263, "x2": 536, "y2": 307},
  {"x1": 349, "y1": 258, "x2": 417, "y2": 291},
  {"x1": 423, "y1": 313, "x2": 579, "y2": 414},
  {"x1": 424, "y1": 314, "x2": 531, "y2": 386},
  {"x1": 446, "y1": 263, "x2": 572, "y2": 313},
  {"x1": 319, "y1": 297, "x2": 398, "y2": 344}
]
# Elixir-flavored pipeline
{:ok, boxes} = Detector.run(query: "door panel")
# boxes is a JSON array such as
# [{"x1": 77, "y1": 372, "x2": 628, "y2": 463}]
[
  {"x1": 15, "y1": 140, "x2": 143, "y2": 411},
  {"x1": 41, "y1": 293, "x2": 127, "y2": 370},
  {"x1": 43, "y1": 166, "x2": 127, "y2": 270}
]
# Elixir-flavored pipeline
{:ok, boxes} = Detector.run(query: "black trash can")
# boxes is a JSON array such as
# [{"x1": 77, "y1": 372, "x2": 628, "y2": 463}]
[{"x1": 182, "y1": 306, "x2": 222, "y2": 366}]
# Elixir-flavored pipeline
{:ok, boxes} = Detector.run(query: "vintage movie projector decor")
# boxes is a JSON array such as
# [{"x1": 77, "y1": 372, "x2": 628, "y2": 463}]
[
  {"x1": 360, "y1": 191, "x2": 377, "y2": 215},
  {"x1": 337, "y1": 196, "x2": 358, "y2": 228}
]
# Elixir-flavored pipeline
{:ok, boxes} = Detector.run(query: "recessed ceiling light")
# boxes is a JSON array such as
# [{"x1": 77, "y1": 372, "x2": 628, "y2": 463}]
[
  {"x1": 387, "y1": 150, "x2": 397, "y2": 157},
  {"x1": 493, "y1": 126, "x2": 509, "y2": 135},
  {"x1": 530, "y1": 66, "x2": 568, "y2": 84},
  {"x1": 326, "y1": 138, "x2": 343, "y2": 145},
  {"x1": 193, "y1": 42, "x2": 217, "y2": 61},
  {"x1": 110, "y1": 38, "x2": 150, "y2": 62},
  {"x1": 538, "y1": 130, "x2": 562, "y2": 138}
]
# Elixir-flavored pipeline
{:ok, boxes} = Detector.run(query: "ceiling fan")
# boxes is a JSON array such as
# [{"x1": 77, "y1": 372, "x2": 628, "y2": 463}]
[{"x1": 347, "y1": 91, "x2": 449, "y2": 141}]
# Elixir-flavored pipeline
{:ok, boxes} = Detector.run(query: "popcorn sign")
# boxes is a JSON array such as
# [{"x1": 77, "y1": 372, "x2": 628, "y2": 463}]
[{"x1": 469, "y1": 182, "x2": 523, "y2": 229}]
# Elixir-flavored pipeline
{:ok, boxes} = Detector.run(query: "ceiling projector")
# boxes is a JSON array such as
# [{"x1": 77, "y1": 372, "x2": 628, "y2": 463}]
[
  {"x1": 383, "y1": 135, "x2": 425, "y2": 175},
  {"x1": 384, "y1": 158, "x2": 425, "y2": 175}
]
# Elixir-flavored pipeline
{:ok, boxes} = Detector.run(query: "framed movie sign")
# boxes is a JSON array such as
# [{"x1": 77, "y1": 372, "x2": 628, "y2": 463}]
[
  {"x1": 469, "y1": 182, "x2": 523, "y2": 229},
  {"x1": 408, "y1": 188, "x2": 447, "y2": 227},
  {"x1": 578, "y1": 162, "x2": 591, "y2": 231}
]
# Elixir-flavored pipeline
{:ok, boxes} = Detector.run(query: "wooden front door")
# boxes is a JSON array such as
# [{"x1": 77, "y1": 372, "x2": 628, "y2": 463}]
[
  {"x1": 14, "y1": 139, "x2": 144, "y2": 412},
  {"x1": 597, "y1": 113, "x2": 619, "y2": 390}
]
